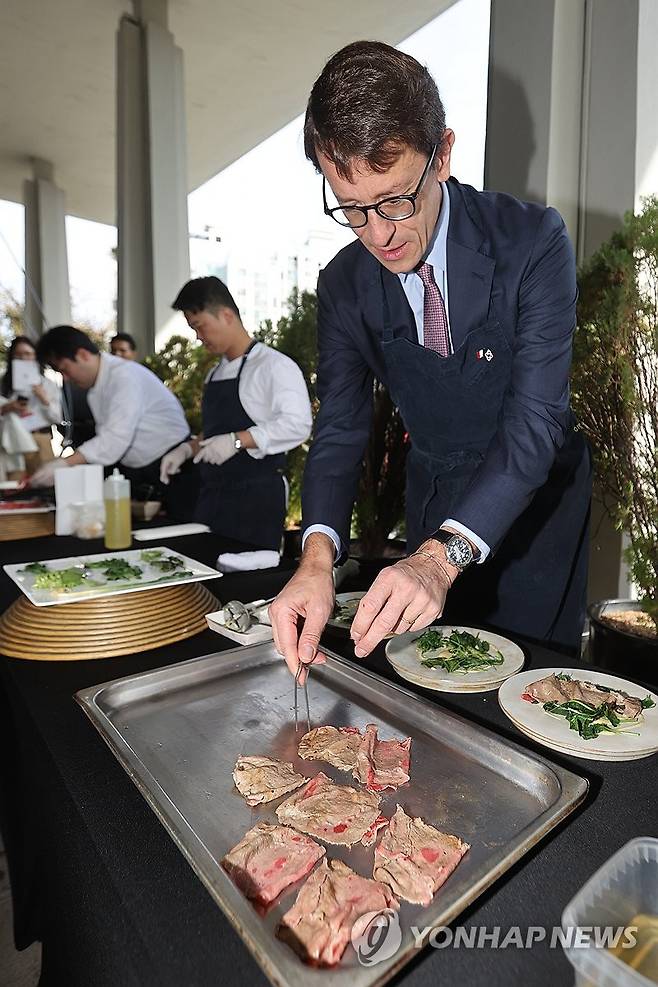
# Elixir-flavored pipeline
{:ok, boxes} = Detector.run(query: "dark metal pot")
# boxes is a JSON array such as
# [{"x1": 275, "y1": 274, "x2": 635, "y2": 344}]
[{"x1": 587, "y1": 599, "x2": 658, "y2": 688}]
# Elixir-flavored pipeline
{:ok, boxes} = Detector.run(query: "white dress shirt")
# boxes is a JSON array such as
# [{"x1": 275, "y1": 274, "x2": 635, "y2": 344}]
[
  {"x1": 304, "y1": 182, "x2": 490, "y2": 562},
  {"x1": 206, "y1": 342, "x2": 312, "y2": 456},
  {"x1": 79, "y1": 353, "x2": 190, "y2": 468}
]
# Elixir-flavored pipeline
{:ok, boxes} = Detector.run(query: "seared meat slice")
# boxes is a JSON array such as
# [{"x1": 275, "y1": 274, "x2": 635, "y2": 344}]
[
  {"x1": 222, "y1": 822, "x2": 325, "y2": 906},
  {"x1": 232, "y1": 755, "x2": 308, "y2": 806},
  {"x1": 353, "y1": 723, "x2": 411, "y2": 792},
  {"x1": 524, "y1": 674, "x2": 645, "y2": 720},
  {"x1": 297, "y1": 725, "x2": 362, "y2": 772},
  {"x1": 276, "y1": 771, "x2": 381, "y2": 847},
  {"x1": 279, "y1": 858, "x2": 399, "y2": 967},
  {"x1": 361, "y1": 814, "x2": 389, "y2": 848},
  {"x1": 373, "y1": 805, "x2": 469, "y2": 906}
]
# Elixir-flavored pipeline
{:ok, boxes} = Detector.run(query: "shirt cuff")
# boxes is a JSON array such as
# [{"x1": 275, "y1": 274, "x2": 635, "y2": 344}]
[
  {"x1": 302, "y1": 524, "x2": 341, "y2": 559},
  {"x1": 245, "y1": 426, "x2": 266, "y2": 459},
  {"x1": 441, "y1": 519, "x2": 490, "y2": 563}
]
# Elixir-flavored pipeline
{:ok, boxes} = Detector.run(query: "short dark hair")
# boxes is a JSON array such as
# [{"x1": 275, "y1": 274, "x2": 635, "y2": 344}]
[
  {"x1": 172, "y1": 276, "x2": 240, "y2": 319},
  {"x1": 35, "y1": 325, "x2": 99, "y2": 365},
  {"x1": 304, "y1": 41, "x2": 447, "y2": 179},
  {"x1": 110, "y1": 332, "x2": 137, "y2": 350}
]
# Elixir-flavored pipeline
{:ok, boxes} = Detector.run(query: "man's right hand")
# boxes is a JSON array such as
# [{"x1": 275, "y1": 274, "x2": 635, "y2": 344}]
[
  {"x1": 269, "y1": 533, "x2": 336, "y2": 677},
  {"x1": 159, "y1": 442, "x2": 192, "y2": 485}
]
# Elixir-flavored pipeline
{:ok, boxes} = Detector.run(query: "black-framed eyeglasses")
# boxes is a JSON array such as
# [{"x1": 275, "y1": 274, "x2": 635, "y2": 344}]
[{"x1": 323, "y1": 144, "x2": 438, "y2": 229}]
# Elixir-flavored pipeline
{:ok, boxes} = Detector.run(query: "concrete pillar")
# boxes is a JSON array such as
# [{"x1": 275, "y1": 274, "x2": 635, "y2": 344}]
[
  {"x1": 116, "y1": 0, "x2": 190, "y2": 355},
  {"x1": 23, "y1": 158, "x2": 72, "y2": 338},
  {"x1": 485, "y1": 0, "x2": 655, "y2": 604},
  {"x1": 484, "y1": 0, "x2": 585, "y2": 243}
]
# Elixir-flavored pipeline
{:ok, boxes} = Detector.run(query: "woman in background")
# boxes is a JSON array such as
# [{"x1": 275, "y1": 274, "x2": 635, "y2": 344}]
[{"x1": 0, "y1": 335, "x2": 62, "y2": 476}]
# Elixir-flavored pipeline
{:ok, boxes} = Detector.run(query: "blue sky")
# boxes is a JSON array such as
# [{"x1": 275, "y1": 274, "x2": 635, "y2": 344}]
[{"x1": 0, "y1": 0, "x2": 490, "y2": 331}]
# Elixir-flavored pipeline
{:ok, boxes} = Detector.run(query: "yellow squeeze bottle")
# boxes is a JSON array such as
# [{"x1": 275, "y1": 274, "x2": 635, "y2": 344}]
[{"x1": 104, "y1": 468, "x2": 131, "y2": 550}]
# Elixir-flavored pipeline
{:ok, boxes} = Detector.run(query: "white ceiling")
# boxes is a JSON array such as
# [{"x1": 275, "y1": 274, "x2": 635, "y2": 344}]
[{"x1": 0, "y1": 0, "x2": 455, "y2": 225}]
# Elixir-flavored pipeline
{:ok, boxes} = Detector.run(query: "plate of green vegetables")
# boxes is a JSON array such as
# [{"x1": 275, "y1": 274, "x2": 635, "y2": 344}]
[
  {"x1": 385, "y1": 624, "x2": 525, "y2": 693},
  {"x1": 498, "y1": 668, "x2": 658, "y2": 761},
  {"x1": 4, "y1": 547, "x2": 222, "y2": 607}
]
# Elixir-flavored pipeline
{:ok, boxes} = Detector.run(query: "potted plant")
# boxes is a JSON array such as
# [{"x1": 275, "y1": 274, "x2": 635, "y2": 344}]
[{"x1": 571, "y1": 197, "x2": 658, "y2": 684}]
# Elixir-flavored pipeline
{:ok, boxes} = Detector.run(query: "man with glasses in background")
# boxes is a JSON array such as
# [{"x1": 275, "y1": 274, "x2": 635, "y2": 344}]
[{"x1": 270, "y1": 41, "x2": 591, "y2": 674}]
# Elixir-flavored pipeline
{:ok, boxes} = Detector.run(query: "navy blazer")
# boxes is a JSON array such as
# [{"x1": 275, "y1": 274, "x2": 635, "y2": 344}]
[{"x1": 301, "y1": 177, "x2": 578, "y2": 555}]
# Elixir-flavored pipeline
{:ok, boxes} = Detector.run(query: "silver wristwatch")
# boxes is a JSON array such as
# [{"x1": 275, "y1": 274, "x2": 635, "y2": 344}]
[
  {"x1": 231, "y1": 432, "x2": 243, "y2": 451},
  {"x1": 431, "y1": 529, "x2": 479, "y2": 571}
]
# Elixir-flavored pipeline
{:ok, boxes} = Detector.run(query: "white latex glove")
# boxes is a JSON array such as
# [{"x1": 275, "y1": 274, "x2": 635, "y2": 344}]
[
  {"x1": 193, "y1": 433, "x2": 238, "y2": 467},
  {"x1": 30, "y1": 458, "x2": 69, "y2": 487},
  {"x1": 159, "y1": 441, "x2": 193, "y2": 485}
]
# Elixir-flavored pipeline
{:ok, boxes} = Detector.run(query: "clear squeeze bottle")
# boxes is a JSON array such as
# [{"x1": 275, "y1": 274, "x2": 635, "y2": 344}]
[{"x1": 104, "y1": 468, "x2": 131, "y2": 549}]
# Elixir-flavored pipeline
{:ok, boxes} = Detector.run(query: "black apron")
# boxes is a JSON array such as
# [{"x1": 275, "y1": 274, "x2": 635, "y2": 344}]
[
  {"x1": 194, "y1": 344, "x2": 286, "y2": 551},
  {"x1": 380, "y1": 272, "x2": 592, "y2": 655}
]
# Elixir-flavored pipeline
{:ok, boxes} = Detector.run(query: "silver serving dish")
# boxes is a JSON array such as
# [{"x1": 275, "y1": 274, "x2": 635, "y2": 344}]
[{"x1": 76, "y1": 644, "x2": 587, "y2": 987}]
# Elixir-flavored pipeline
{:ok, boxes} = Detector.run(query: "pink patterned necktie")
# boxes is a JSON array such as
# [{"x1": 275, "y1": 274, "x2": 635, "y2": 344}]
[{"x1": 417, "y1": 262, "x2": 451, "y2": 357}]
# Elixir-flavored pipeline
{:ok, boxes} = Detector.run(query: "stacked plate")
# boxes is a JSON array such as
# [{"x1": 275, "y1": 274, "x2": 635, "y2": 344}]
[
  {"x1": 498, "y1": 668, "x2": 658, "y2": 761},
  {"x1": 385, "y1": 625, "x2": 525, "y2": 693}
]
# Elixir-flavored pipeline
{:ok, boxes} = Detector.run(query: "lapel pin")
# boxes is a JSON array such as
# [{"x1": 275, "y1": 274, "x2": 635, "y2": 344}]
[{"x1": 476, "y1": 348, "x2": 494, "y2": 362}]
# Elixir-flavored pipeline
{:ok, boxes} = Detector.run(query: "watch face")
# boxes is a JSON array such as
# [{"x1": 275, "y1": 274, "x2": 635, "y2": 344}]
[{"x1": 445, "y1": 536, "x2": 473, "y2": 569}]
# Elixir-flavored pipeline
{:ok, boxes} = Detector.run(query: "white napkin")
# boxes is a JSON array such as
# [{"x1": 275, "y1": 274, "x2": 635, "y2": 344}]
[
  {"x1": 133, "y1": 523, "x2": 210, "y2": 541},
  {"x1": 216, "y1": 550, "x2": 280, "y2": 573},
  {"x1": 54, "y1": 464, "x2": 103, "y2": 535}
]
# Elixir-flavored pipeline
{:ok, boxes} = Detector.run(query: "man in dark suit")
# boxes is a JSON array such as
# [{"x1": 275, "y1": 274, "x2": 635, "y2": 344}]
[{"x1": 270, "y1": 41, "x2": 591, "y2": 673}]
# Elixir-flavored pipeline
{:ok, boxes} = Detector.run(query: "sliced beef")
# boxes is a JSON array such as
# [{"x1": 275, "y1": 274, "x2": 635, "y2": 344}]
[
  {"x1": 278, "y1": 858, "x2": 399, "y2": 967},
  {"x1": 524, "y1": 674, "x2": 645, "y2": 720},
  {"x1": 221, "y1": 822, "x2": 325, "y2": 906},
  {"x1": 297, "y1": 725, "x2": 362, "y2": 772},
  {"x1": 353, "y1": 723, "x2": 411, "y2": 792},
  {"x1": 373, "y1": 805, "x2": 469, "y2": 906},
  {"x1": 361, "y1": 814, "x2": 389, "y2": 848},
  {"x1": 276, "y1": 771, "x2": 381, "y2": 847},
  {"x1": 232, "y1": 755, "x2": 308, "y2": 806}
]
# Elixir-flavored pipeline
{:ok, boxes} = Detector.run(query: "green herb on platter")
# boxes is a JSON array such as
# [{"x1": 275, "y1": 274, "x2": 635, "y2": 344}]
[
  {"x1": 148, "y1": 555, "x2": 186, "y2": 572},
  {"x1": 542, "y1": 699, "x2": 640, "y2": 741},
  {"x1": 641, "y1": 696, "x2": 656, "y2": 710},
  {"x1": 85, "y1": 558, "x2": 143, "y2": 581},
  {"x1": 20, "y1": 561, "x2": 49, "y2": 575},
  {"x1": 33, "y1": 567, "x2": 88, "y2": 590},
  {"x1": 415, "y1": 629, "x2": 505, "y2": 674},
  {"x1": 139, "y1": 549, "x2": 164, "y2": 563}
]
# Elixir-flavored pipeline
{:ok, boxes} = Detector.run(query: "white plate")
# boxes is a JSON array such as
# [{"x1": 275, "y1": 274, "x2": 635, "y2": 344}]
[
  {"x1": 498, "y1": 668, "x2": 658, "y2": 761},
  {"x1": 3, "y1": 546, "x2": 222, "y2": 607},
  {"x1": 501, "y1": 706, "x2": 657, "y2": 761},
  {"x1": 0, "y1": 500, "x2": 54, "y2": 515},
  {"x1": 385, "y1": 625, "x2": 525, "y2": 693}
]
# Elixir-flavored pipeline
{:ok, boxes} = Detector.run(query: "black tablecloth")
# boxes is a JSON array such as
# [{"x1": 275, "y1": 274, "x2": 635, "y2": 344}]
[{"x1": 1, "y1": 532, "x2": 656, "y2": 987}]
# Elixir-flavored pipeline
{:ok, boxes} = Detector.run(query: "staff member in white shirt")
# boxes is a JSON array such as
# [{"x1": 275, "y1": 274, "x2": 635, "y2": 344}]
[
  {"x1": 161, "y1": 277, "x2": 312, "y2": 551},
  {"x1": 31, "y1": 326, "x2": 191, "y2": 505}
]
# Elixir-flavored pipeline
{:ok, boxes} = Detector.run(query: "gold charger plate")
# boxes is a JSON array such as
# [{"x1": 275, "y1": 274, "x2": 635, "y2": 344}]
[{"x1": 0, "y1": 582, "x2": 220, "y2": 660}]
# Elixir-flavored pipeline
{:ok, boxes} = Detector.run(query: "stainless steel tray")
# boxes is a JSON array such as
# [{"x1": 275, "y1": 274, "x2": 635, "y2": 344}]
[{"x1": 76, "y1": 644, "x2": 588, "y2": 987}]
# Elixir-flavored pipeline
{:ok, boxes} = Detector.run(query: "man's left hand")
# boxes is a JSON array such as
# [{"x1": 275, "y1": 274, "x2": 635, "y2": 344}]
[
  {"x1": 30, "y1": 458, "x2": 70, "y2": 487},
  {"x1": 193, "y1": 433, "x2": 237, "y2": 467},
  {"x1": 350, "y1": 547, "x2": 458, "y2": 658}
]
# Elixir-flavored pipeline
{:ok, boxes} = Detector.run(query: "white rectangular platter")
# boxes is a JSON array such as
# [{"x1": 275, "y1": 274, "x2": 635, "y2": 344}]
[{"x1": 3, "y1": 546, "x2": 222, "y2": 607}]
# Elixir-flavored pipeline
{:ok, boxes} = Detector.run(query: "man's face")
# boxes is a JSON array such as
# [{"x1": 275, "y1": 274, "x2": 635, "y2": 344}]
[
  {"x1": 111, "y1": 340, "x2": 136, "y2": 360},
  {"x1": 319, "y1": 134, "x2": 454, "y2": 274},
  {"x1": 51, "y1": 349, "x2": 99, "y2": 389},
  {"x1": 184, "y1": 308, "x2": 230, "y2": 355}
]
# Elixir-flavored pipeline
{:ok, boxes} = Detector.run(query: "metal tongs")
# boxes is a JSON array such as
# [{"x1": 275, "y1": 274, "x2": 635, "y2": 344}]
[{"x1": 294, "y1": 655, "x2": 315, "y2": 733}]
